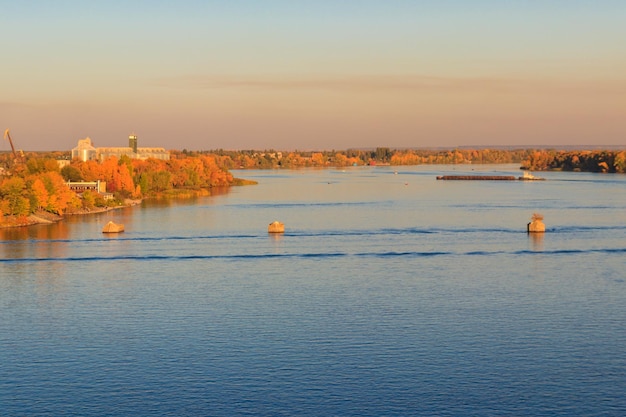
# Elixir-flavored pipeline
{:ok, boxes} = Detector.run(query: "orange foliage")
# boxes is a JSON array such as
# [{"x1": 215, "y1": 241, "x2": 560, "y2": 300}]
[
  {"x1": 41, "y1": 172, "x2": 80, "y2": 215},
  {"x1": 29, "y1": 177, "x2": 49, "y2": 211}
]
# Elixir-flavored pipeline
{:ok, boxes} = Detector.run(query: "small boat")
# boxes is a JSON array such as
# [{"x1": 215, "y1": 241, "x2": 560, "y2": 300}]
[
  {"x1": 527, "y1": 213, "x2": 546, "y2": 233},
  {"x1": 519, "y1": 171, "x2": 545, "y2": 181},
  {"x1": 268, "y1": 221, "x2": 285, "y2": 233},
  {"x1": 102, "y1": 221, "x2": 124, "y2": 233}
]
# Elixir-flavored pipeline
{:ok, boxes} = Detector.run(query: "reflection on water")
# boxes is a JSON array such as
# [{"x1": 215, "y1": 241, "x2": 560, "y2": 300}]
[
  {"x1": 0, "y1": 221, "x2": 70, "y2": 242},
  {"x1": 1, "y1": 222, "x2": 72, "y2": 261},
  {"x1": 268, "y1": 232, "x2": 284, "y2": 241},
  {"x1": 528, "y1": 231, "x2": 545, "y2": 251},
  {"x1": 140, "y1": 186, "x2": 232, "y2": 209}
]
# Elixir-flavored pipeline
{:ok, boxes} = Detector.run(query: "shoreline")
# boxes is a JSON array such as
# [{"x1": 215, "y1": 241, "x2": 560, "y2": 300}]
[
  {"x1": 0, "y1": 199, "x2": 142, "y2": 229},
  {"x1": 0, "y1": 180, "x2": 254, "y2": 229}
]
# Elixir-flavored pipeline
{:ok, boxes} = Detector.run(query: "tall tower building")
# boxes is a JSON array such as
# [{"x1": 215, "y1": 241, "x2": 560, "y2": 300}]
[{"x1": 129, "y1": 134, "x2": 138, "y2": 153}]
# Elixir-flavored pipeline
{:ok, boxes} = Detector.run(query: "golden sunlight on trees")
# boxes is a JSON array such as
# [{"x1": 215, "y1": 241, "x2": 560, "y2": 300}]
[
  {"x1": 1, "y1": 152, "x2": 237, "y2": 224},
  {"x1": 40, "y1": 172, "x2": 81, "y2": 215},
  {"x1": 2, "y1": 147, "x2": 626, "y2": 227},
  {"x1": 28, "y1": 177, "x2": 49, "y2": 211},
  {"x1": 0, "y1": 177, "x2": 29, "y2": 216}
]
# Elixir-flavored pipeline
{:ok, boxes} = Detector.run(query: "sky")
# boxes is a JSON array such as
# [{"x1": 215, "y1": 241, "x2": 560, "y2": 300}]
[{"x1": 2, "y1": 0, "x2": 625, "y2": 151}]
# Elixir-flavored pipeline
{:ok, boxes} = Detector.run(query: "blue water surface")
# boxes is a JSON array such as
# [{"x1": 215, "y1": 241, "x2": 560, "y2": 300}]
[{"x1": 1, "y1": 165, "x2": 626, "y2": 416}]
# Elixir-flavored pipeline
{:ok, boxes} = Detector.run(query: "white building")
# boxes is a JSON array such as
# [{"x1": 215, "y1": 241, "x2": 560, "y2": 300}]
[
  {"x1": 71, "y1": 137, "x2": 97, "y2": 161},
  {"x1": 71, "y1": 135, "x2": 170, "y2": 162}
]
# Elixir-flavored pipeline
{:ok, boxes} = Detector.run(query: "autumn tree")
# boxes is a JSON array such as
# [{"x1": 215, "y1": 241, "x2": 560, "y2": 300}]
[
  {"x1": 81, "y1": 190, "x2": 96, "y2": 210},
  {"x1": 614, "y1": 151, "x2": 626, "y2": 173},
  {"x1": 28, "y1": 177, "x2": 49, "y2": 211},
  {"x1": 0, "y1": 177, "x2": 30, "y2": 216},
  {"x1": 25, "y1": 157, "x2": 60, "y2": 175},
  {"x1": 151, "y1": 171, "x2": 172, "y2": 192},
  {"x1": 40, "y1": 172, "x2": 80, "y2": 215},
  {"x1": 311, "y1": 153, "x2": 326, "y2": 166},
  {"x1": 61, "y1": 165, "x2": 84, "y2": 181}
]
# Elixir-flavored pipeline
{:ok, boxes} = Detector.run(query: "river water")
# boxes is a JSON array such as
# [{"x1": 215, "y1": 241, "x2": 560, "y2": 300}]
[{"x1": 2, "y1": 164, "x2": 625, "y2": 416}]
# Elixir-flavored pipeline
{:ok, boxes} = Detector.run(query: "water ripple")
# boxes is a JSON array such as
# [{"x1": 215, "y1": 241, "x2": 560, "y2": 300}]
[
  {"x1": 3, "y1": 247, "x2": 625, "y2": 264},
  {"x1": 2, "y1": 224, "x2": 624, "y2": 245}
]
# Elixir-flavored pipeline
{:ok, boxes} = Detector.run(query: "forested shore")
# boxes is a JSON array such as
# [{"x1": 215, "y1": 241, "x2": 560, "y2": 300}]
[
  {"x1": 0, "y1": 152, "x2": 244, "y2": 227},
  {"x1": 185, "y1": 147, "x2": 626, "y2": 172},
  {"x1": 2, "y1": 147, "x2": 625, "y2": 228}
]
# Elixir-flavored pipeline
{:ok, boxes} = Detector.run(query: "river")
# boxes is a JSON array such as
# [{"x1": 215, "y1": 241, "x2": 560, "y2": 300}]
[{"x1": 2, "y1": 164, "x2": 625, "y2": 416}]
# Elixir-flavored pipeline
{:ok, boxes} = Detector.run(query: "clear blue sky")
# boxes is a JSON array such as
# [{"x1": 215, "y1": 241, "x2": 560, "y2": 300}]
[{"x1": 2, "y1": 1, "x2": 625, "y2": 151}]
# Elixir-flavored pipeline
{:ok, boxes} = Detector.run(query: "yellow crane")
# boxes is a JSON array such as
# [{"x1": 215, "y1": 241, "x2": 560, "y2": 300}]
[{"x1": 3, "y1": 129, "x2": 24, "y2": 162}]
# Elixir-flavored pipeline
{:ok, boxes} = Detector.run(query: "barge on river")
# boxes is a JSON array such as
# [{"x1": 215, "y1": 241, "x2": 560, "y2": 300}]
[
  {"x1": 437, "y1": 172, "x2": 545, "y2": 181},
  {"x1": 436, "y1": 175, "x2": 516, "y2": 181}
]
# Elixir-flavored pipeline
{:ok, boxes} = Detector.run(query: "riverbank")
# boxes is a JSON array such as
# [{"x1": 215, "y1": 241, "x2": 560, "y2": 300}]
[
  {"x1": 1, "y1": 179, "x2": 256, "y2": 229},
  {"x1": 0, "y1": 211, "x2": 63, "y2": 228},
  {"x1": 0, "y1": 199, "x2": 141, "y2": 229}
]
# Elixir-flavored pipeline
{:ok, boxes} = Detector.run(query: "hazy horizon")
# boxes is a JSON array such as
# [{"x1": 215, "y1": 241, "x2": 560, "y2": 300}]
[
  {"x1": 8, "y1": 143, "x2": 626, "y2": 154},
  {"x1": 3, "y1": 1, "x2": 625, "y2": 152}
]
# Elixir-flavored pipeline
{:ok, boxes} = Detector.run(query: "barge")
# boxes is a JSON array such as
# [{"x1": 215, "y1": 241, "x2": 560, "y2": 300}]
[
  {"x1": 436, "y1": 175, "x2": 517, "y2": 181},
  {"x1": 437, "y1": 172, "x2": 545, "y2": 181}
]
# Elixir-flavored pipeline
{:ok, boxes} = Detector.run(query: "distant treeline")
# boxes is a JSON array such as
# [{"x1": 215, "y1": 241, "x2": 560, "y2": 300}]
[
  {"x1": 520, "y1": 150, "x2": 626, "y2": 173},
  {"x1": 179, "y1": 148, "x2": 532, "y2": 168},
  {"x1": 179, "y1": 148, "x2": 626, "y2": 172}
]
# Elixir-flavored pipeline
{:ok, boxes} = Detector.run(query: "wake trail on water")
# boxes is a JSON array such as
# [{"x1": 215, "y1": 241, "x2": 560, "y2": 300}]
[{"x1": 3, "y1": 247, "x2": 626, "y2": 264}]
